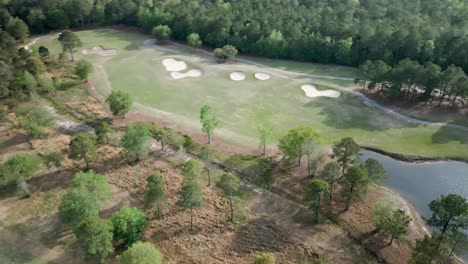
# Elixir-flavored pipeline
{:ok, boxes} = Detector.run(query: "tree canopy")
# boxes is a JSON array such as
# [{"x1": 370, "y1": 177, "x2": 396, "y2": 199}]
[
  {"x1": 111, "y1": 206, "x2": 148, "y2": 248},
  {"x1": 119, "y1": 241, "x2": 162, "y2": 264}
]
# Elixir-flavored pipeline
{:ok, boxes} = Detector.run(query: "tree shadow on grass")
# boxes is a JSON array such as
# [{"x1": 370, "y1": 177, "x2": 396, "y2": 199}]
[
  {"x1": 431, "y1": 122, "x2": 468, "y2": 145},
  {"x1": 307, "y1": 93, "x2": 417, "y2": 131}
]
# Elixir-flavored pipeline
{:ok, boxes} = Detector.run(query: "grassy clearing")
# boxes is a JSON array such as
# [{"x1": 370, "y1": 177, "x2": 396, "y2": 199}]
[{"x1": 35, "y1": 29, "x2": 468, "y2": 159}]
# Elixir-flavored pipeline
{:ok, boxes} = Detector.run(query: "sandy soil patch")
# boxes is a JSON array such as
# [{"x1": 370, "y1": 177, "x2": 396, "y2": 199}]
[
  {"x1": 162, "y1": 58, "x2": 187, "y2": 72},
  {"x1": 301, "y1": 84, "x2": 340, "y2": 98},
  {"x1": 82, "y1": 46, "x2": 117, "y2": 57},
  {"x1": 170, "y1": 69, "x2": 202, "y2": 79},
  {"x1": 230, "y1": 72, "x2": 246, "y2": 81},
  {"x1": 254, "y1": 73, "x2": 271, "y2": 80}
]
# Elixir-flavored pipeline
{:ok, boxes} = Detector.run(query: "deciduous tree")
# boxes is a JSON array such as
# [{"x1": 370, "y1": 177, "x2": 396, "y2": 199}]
[
  {"x1": 121, "y1": 123, "x2": 150, "y2": 163},
  {"x1": 111, "y1": 206, "x2": 148, "y2": 248},
  {"x1": 74, "y1": 216, "x2": 114, "y2": 263},
  {"x1": 69, "y1": 133, "x2": 97, "y2": 170},
  {"x1": 320, "y1": 161, "x2": 340, "y2": 202},
  {"x1": 144, "y1": 173, "x2": 166, "y2": 219},
  {"x1": 58, "y1": 30, "x2": 82, "y2": 61},
  {"x1": 179, "y1": 178, "x2": 203, "y2": 231},
  {"x1": 199, "y1": 104, "x2": 219, "y2": 144},
  {"x1": 72, "y1": 170, "x2": 111, "y2": 202},
  {"x1": 341, "y1": 166, "x2": 370, "y2": 210},
  {"x1": 74, "y1": 59, "x2": 93, "y2": 82},
  {"x1": 152, "y1": 25, "x2": 171, "y2": 42},
  {"x1": 59, "y1": 187, "x2": 99, "y2": 227},
  {"x1": 187, "y1": 33, "x2": 202, "y2": 47},
  {"x1": 278, "y1": 125, "x2": 320, "y2": 166},
  {"x1": 199, "y1": 146, "x2": 214, "y2": 186},
  {"x1": 331, "y1": 137, "x2": 360, "y2": 178},
  {"x1": 363, "y1": 158, "x2": 387, "y2": 185},
  {"x1": 119, "y1": 241, "x2": 162, "y2": 264},
  {"x1": 218, "y1": 172, "x2": 240, "y2": 222},
  {"x1": 106, "y1": 91, "x2": 133, "y2": 117},
  {"x1": 304, "y1": 179, "x2": 329, "y2": 223}
]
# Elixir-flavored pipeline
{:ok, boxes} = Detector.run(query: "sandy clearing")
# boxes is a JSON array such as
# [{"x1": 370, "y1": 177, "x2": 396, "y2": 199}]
[
  {"x1": 301, "y1": 84, "x2": 341, "y2": 98},
  {"x1": 170, "y1": 69, "x2": 202, "y2": 79},
  {"x1": 230, "y1": 72, "x2": 246, "y2": 81},
  {"x1": 162, "y1": 58, "x2": 187, "y2": 72},
  {"x1": 254, "y1": 72, "x2": 271, "y2": 80},
  {"x1": 82, "y1": 46, "x2": 117, "y2": 57}
]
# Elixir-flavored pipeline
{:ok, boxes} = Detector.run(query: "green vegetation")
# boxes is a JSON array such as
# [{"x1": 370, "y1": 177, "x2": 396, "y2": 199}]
[
  {"x1": 144, "y1": 173, "x2": 166, "y2": 219},
  {"x1": 304, "y1": 179, "x2": 329, "y2": 223},
  {"x1": 71, "y1": 170, "x2": 111, "y2": 202},
  {"x1": 58, "y1": 30, "x2": 82, "y2": 62},
  {"x1": 59, "y1": 187, "x2": 100, "y2": 227},
  {"x1": 179, "y1": 176, "x2": 203, "y2": 231},
  {"x1": 74, "y1": 59, "x2": 93, "y2": 82},
  {"x1": 111, "y1": 206, "x2": 148, "y2": 248},
  {"x1": 341, "y1": 166, "x2": 370, "y2": 211},
  {"x1": 0, "y1": 238, "x2": 46, "y2": 264},
  {"x1": 106, "y1": 91, "x2": 133, "y2": 117},
  {"x1": 278, "y1": 125, "x2": 320, "y2": 166},
  {"x1": 119, "y1": 241, "x2": 162, "y2": 264},
  {"x1": 74, "y1": 216, "x2": 114, "y2": 263},
  {"x1": 152, "y1": 25, "x2": 171, "y2": 43},
  {"x1": 372, "y1": 202, "x2": 411, "y2": 245},
  {"x1": 254, "y1": 253, "x2": 276, "y2": 264},
  {"x1": 218, "y1": 172, "x2": 240, "y2": 222},
  {"x1": 187, "y1": 33, "x2": 202, "y2": 48},
  {"x1": 121, "y1": 123, "x2": 151, "y2": 163},
  {"x1": 199, "y1": 104, "x2": 220, "y2": 144},
  {"x1": 69, "y1": 133, "x2": 97, "y2": 170},
  {"x1": 214, "y1": 45, "x2": 238, "y2": 62}
]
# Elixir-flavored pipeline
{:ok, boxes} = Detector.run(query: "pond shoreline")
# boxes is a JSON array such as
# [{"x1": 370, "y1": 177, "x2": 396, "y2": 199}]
[{"x1": 361, "y1": 146, "x2": 468, "y2": 164}]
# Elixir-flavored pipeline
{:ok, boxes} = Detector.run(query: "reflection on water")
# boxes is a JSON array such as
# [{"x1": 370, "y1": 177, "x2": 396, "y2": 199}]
[{"x1": 360, "y1": 149, "x2": 468, "y2": 218}]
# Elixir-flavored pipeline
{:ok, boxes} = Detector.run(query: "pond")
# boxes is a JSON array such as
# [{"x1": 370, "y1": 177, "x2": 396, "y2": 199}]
[{"x1": 360, "y1": 149, "x2": 468, "y2": 218}]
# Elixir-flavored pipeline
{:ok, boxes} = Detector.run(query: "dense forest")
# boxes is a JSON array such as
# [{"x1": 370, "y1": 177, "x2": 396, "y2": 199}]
[{"x1": 1, "y1": 0, "x2": 468, "y2": 72}]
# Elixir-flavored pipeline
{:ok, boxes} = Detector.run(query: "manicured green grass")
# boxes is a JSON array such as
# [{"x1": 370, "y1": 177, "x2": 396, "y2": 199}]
[
  {"x1": 0, "y1": 238, "x2": 47, "y2": 264},
  {"x1": 35, "y1": 29, "x2": 468, "y2": 159}
]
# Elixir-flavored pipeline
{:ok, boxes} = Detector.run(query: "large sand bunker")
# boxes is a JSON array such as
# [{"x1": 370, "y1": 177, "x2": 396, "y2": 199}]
[
  {"x1": 255, "y1": 73, "x2": 271, "y2": 80},
  {"x1": 170, "y1": 69, "x2": 202, "y2": 79},
  {"x1": 82, "y1": 46, "x2": 117, "y2": 57},
  {"x1": 162, "y1": 58, "x2": 187, "y2": 72},
  {"x1": 301, "y1": 85, "x2": 341, "y2": 98},
  {"x1": 230, "y1": 72, "x2": 246, "y2": 81}
]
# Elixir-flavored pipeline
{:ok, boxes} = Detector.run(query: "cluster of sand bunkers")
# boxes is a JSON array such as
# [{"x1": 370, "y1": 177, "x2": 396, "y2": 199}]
[{"x1": 161, "y1": 58, "x2": 340, "y2": 98}]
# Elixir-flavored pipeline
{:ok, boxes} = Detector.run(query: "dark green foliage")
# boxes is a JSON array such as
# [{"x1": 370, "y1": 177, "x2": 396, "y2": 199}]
[
  {"x1": 363, "y1": 158, "x2": 387, "y2": 185},
  {"x1": 120, "y1": 123, "x2": 150, "y2": 163},
  {"x1": 181, "y1": 160, "x2": 201, "y2": 181},
  {"x1": 199, "y1": 104, "x2": 219, "y2": 144},
  {"x1": 410, "y1": 235, "x2": 449, "y2": 264},
  {"x1": 144, "y1": 173, "x2": 166, "y2": 218},
  {"x1": 331, "y1": 137, "x2": 360, "y2": 178},
  {"x1": 182, "y1": 135, "x2": 196, "y2": 151},
  {"x1": 0, "y1": 154, "x2": 41, "y2": 186},
  {"x1": 74, "y1": 59, "x2": 93, "y2": 81},
  {"x1": 341, "y1": 166, "x2": 370, "y2": 210},
  {"x1": 69, "y1": 133, "x2": 97, "y2": 170},
  {"x1": 119, "y1": 241, "x2": 162, "y2": 264},
  {"x1": 95, "y1": 121, "x2": 114, "y2": 144},
  {"x1": 5, "y1": 18, "x2": 28, "y2": 42},
  {"x1": 111, "y1": 206, "x2": 148, "y2": 248},
  {"x1": 58, "y1": 30, "x2": 81, "y2": 61},
  {"x1": 278, "y1": 125, "x2": 320, "y2": 166},
  {"x1": 72, "y1": 170, "x2": 111, "y2": 202},
  {"x1": 106, "y1": 91, "x2": 132, "y2": 117},
  {"x1": 179, "y1": 178, "x2": 203, "y2": 231},
  {"x1": 187, "y1": 33, "x2": 202, "y2": 47},
  {"x1": 372, "y1": 203, "x2": 411, "y2": 245},
  {"x1": 214, "y1": 45, "x2": 238, "y2": 62},
  {"x1": 74, "y1": 216, "x2": 114, "y2": 263},
  {"x1": 320, "y1": 161, "x2": 340, "y2": 202},
  {"x1": 46, "y1": 10, "x2": 70, "y2": 30},
  {"x1": 152, "y1": 25, "x2": 171, "y2": 42},
  {"x1": 427, "y1": 194, "x2": 468, "y2": 235},
  {"x1": 218, "y1": 172, "x2": 240, "y2": 221},
  {"x1": 304, "y1": 179, "x2": 329, "y2": 223},
  {"x1": 59, "y1": 187, "x2": 100, "y2": 227}
]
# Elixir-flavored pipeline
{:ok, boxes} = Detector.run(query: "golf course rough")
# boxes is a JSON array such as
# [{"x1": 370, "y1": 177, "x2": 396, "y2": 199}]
[{"x1": 33, "y1": 29, "x2": 468, "y2": 159}]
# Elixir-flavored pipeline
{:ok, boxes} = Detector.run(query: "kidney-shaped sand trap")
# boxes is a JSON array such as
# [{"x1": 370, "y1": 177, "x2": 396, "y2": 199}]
[
  {"x1": 301, "y1": 84, "x2": 341, "y2": 98},
  {"x1": 82, "y1": 46, "x2": 117, "y2": 57},
  {"x1": 170, "y1": 69, "x2": 203, "y2": 79},
  {"x1": 230, "y1": 72, "x2": 246, "y2": 81},
  {"x1": 254, "y1": 73, "x2": 271, "y2": 80},
  {"x1": 162, "y1": 58, "x2": 187, "y2": 72}
]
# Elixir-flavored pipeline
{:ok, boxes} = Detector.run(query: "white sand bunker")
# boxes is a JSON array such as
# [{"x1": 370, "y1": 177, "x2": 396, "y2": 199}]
[
  {"x1": 82, "y1": 46, "x2": 117, "y2": 57},
  {"x1": 255, "y1": 73, "x2": 271, "y2": 80},
  {"x1": 162, "y1": 58, "x2": 187, "y2": 72},
  {"x1": 170, "y1": 69, "x2": 202, "y2": 79},
  {"x1": 301, "y1": 85, "x2": 341, "y2": 98},
  {"x1": 230, "y1": 72, "x2": 246, "y2": 81}
]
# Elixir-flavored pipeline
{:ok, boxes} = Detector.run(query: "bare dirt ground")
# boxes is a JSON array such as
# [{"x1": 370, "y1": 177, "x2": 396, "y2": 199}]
[{"x1": 0, "y1": 103, "x2": 377, "y2": 263}]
